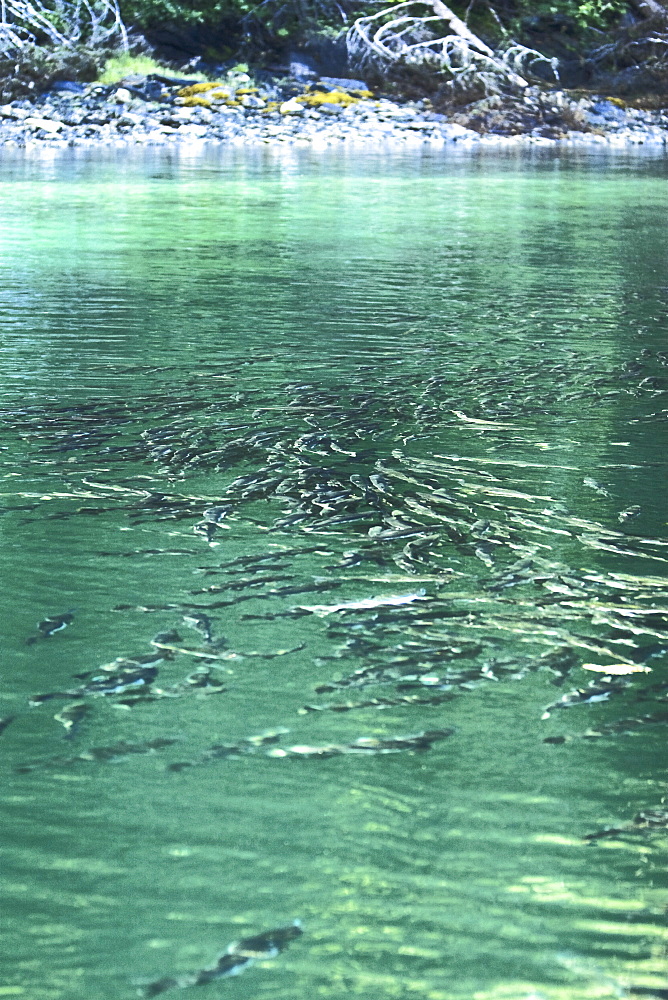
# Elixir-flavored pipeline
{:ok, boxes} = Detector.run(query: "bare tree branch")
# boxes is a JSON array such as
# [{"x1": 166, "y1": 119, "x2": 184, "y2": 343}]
[
  {"x1": 347, "y1": 0, "x2": 558, "y2": 94},
  {"x1": 0, "y1": 0, "x2": 128, "y2": 52}
]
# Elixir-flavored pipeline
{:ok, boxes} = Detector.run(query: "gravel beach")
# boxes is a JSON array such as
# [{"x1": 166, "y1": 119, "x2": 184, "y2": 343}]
[{"x1": 2, "y1": 73, "x2": 667, "y2": 149}]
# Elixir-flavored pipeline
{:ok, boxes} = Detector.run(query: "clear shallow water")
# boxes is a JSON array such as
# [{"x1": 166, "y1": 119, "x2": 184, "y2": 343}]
[{"x1": 0, "y1": 145, "x2": 667, "y2": 1000}]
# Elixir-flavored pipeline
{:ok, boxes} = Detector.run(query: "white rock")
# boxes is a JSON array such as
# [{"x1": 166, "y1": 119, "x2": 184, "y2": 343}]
[
  {"x1": 440, "y1": 123, "x2": 478, "y2": 140},
  {"x1": 279, "y1": 99, "x2": 305, "y2": 116},
  {"x1": 114, "y1": 88, "x2": 132, "y2": 103},
  {"x1": 170, "y1": 107, "x2": 196, "y2": 121},
  {"x1": 24, "y1": 117, "x2": 63, "y2": 133},
  {"x1": 178, "y1": 123, "x2": 208, "y2": 136},
  {"x1": 241, "y1": 95, "x2": 266, "y2": 108},
  {"x1": 117, "y1": 112, "x2": 143, "y2": 126},
  {"x1": 0, "y1": 104, "x2": 28, "y2": 119}
]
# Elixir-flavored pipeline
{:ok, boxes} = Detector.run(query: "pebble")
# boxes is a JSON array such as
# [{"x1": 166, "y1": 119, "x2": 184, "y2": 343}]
[
  {"x1": 279, "y1": 98, "x2": 305, "y2": 116},
  {"x1": 0, "y1": 78, "x2": 665, "y2": 149}
]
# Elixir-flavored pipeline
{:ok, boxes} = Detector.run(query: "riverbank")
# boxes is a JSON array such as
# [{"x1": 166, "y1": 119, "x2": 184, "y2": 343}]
[{"x1": 1, "y1": 72, "x2": 668, "y2": 149}]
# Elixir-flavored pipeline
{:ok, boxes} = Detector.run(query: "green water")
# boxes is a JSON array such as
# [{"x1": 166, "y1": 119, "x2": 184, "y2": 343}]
[{"x1": 0, "y1": 145, "x2": 667, "y2": 1000}]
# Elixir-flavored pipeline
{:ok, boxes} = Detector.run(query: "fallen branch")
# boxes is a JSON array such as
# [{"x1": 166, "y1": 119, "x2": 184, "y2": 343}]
[
  {"x1": 0, "y1": 0, "x2": 128, "y2": 53},
  {"x1": 347, "y1": 0, "x2": 558, "y2": 94}
]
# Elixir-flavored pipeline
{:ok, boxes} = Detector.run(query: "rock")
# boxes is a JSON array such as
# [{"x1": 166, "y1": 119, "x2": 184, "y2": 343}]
[
  {"x1": 2, "y1": 78, "x2": 666, "y2": 149},
  {"x1": 279, "y1": 99, "x2": 305, "y2": 116},
  {"x1": 441, "y1": 123, "x2": 478, "y2": 140},
  {"x1": 178, "y1": 123, "x2": 208, "y2": 136},
  {"x1": 378, "y1": 107, "x2": 414, "y2": 121},
  {"x1": 50, "y1": 80, "x2": 86, "y2": 95},
  {"x1": 289, "y1": 56, "x2": 317, "y2": 80},
  {"x1": 0, "y1": 105, "x2": 29, "y2": 120},
  {"x1": 60, "y1": 112, "x2": 85, "y2": 126},
  {"x1": 592, "y1": 99, "x2": 627, "y2": 121},
  {"x1": 161, "y1": 108, "x2": 196, "y2": 126},
  {"x1": 117, "y1": 112, "x2": 144, "y2": 126},
  {"x1": 584, "y1": 100, "x2": 628, "y2": 128},
  {"x1": 24, "y1": 117, "x2": 64, "y2": 133},
  {"x1": 113, "y1": 75, "x2": 166, "y2": 102},
  {"x1": 119, "y1": 74, "x2": 147, "y2": 87},
  {"x1": 318, "y1": 76, "x2": 368, "y2": 92}
]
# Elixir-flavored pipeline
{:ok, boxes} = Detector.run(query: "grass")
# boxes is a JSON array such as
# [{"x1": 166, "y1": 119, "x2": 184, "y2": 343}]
[{"x1": 97, "y1": 54, "x2": 209, "y2": 84}]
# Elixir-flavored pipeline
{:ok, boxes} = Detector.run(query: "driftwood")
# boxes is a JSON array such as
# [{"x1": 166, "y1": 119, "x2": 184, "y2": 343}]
[
  {"x1": 347, "y1": 0, "x2": 558, "y2": 93},
  {"x1": 0, "y1": 0, "x2": 128, "y2": 52}
]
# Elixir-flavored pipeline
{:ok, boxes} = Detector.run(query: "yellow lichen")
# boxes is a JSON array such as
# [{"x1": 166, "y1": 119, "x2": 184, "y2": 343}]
[
  {"x1": 176, "y1": 96, "x2": 213, "y2": 108},
  {"x1": 235, "y1": 87, "x2": 259, "y2": 95},
  {"x1": 297, "y1": 90, "x2": 359, "y2": 107},
  {"x1": 176, "y1": 81, "x2": 229, "y2": 98}
]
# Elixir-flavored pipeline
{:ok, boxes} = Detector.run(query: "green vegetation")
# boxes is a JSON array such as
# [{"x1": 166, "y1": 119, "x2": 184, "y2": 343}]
[
  {"x1": 114, "y1": 0, "x2": 631, "y2": 45},
  {"x1": 0, "y1": 0, "x2": 667, "y2": 100},
  {"x1": 119, "y1": 0, "x2": 250, "y2": 26},
  {"x1": 96, "y1": 52, "x2": 206, "y2": 83},
  {"x1": 571, "y1": 0, "x2": 628, "y2": 28}
]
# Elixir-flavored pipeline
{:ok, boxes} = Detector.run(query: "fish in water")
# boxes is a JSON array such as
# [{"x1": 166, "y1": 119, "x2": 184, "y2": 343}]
[
  {"x1": 0, "y1": 715, "x2": 16, "y2": 736},
  {"x1": 298, "y1": 590, "x2": 427, "y2": 616},
  {"x1": 54, "y1": 702, "x2": 91, "y2": 738},
  {"x1": 584, "y1": 808, "x2": 668, "y2": 841},
  {"x1": 168, "y1": 730, "x2": 289, "y2": 771},
  {"x1": 26, "y1": 610, "x2": 75, "y2": 645},
  {"x1": 299, "y1": 692, "x2": 455, "y2": 713},
  {"x1": 150, "y1": 630, "x2": 183, "y2": 646},
  {"x1": 583, "y1": 477, "x2": 612, "y2": 498},
  {"x1": 193, "y1": 521, "x2": 218, "y2": 543},
  {"x1": 267, "y1": 729, "x2": 454, "y2": 758},
  {"x1": 201, "y1": 505, "x2": 233, "y2": 523},
  {"x1": 114, "y1": 666, "x2": 228, "y2": 706},
  {"x1": 30, "y1": 663, "x2": 160, "y2": 705},
  {"x1": 139, "y1": 921, "x2": 303, "y2": 997},
  {"x1": 541, "y1": 677, "x2": 629, "y2": 718},
  {"x1": 16, "y1": 737, "x2": 180, "y2": 773},
  {"x1": 183, "y1": 613, "x2": 215, "y2": 644}
]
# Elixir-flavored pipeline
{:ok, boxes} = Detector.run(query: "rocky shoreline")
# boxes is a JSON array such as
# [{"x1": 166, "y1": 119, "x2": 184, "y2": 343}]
[{"x1": 1, "y1": 71, "x2": 668, "y2": 149}]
